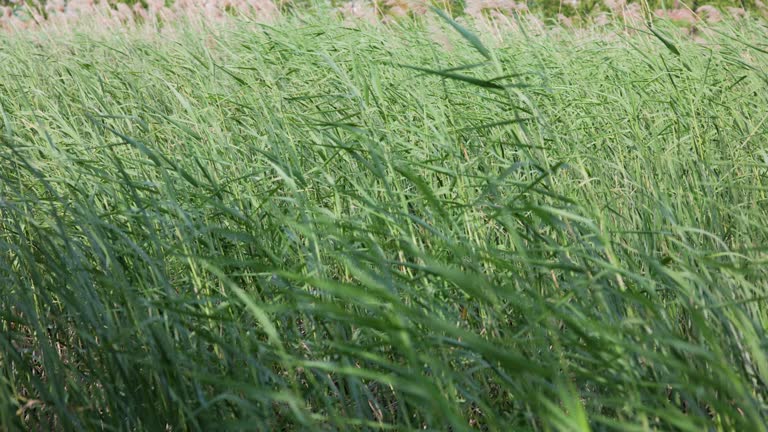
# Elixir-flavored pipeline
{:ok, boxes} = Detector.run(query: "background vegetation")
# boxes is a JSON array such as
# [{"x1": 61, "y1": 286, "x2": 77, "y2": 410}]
[
  {"x1": 1, "y1": 9, "x2": 767, "y2": 432},
  {"x1": 0, "y1": 0, "x2": 765, "y2": 17}
]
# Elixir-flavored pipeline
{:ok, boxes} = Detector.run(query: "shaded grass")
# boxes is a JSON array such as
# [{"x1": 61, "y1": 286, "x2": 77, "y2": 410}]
[{"x1": 0, "y1": 15, "x2": 767, "y2": 431}]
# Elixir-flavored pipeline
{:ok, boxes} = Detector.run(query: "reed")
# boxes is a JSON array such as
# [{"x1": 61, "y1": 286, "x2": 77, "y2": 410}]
[{"x1": 0, "y1": 10, "x2": 767, "y2": 431}]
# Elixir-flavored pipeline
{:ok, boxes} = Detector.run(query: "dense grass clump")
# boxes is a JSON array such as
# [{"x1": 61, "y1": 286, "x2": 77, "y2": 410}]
[{"x1": 1, "y1": 14, "x2": 767, "y2": 431}]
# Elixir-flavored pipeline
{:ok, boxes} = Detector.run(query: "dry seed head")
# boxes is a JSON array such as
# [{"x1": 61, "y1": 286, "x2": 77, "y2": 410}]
[
  {"x1": 696, "y1": 5, "x2": 721, "y2": 23},
  {"x1": 726, "y1": 7, "x2": 746, "y2": 18}
]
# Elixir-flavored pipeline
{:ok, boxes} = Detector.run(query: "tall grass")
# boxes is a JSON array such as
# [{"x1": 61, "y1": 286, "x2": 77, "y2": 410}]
[{"x1": 0, "y1": 13, "x2": 767, "y2": 430}]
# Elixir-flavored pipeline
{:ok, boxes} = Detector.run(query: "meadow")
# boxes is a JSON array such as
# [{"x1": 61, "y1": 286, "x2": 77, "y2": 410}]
[{"x1": 1, "y1": 7, "x2": 767, "y2": 431}]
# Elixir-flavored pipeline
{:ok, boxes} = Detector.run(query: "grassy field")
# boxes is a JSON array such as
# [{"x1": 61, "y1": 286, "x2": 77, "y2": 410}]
[{"x1": 1, "y1": 12, "x2": 767, "y2": 431}]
